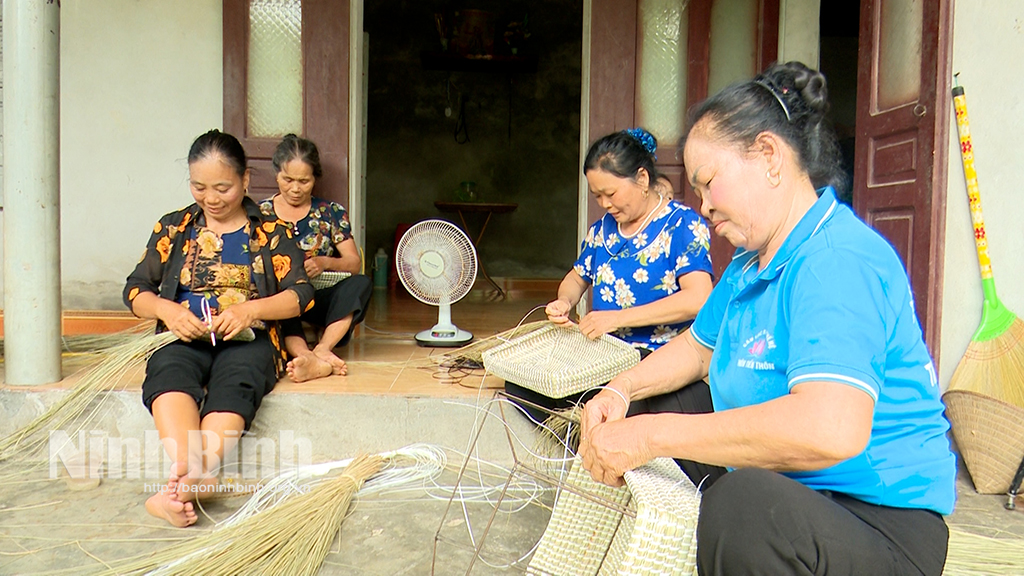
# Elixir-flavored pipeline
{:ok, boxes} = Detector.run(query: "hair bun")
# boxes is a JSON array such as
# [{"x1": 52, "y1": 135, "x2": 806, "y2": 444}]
[{"x1": 784, "y1": 62, "x2": 829, "y2": 115}]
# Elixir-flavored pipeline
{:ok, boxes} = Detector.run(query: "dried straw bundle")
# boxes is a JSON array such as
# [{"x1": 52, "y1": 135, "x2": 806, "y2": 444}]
[
  {"x1": 531, "y1": 405, "x2": 582, "y2": 458},
  {"x1": 0, "y1": 330, "x2": 178, "y2": 468},
  {"x1": 945, "y1": 528, "x2": 1024, "y2": 575},
  {"x1": 0, "y1": 319, "x2": 159, "y2": 357},
  {"x1": 98, "y1": 454, "x2": 383, "y2": 576}
]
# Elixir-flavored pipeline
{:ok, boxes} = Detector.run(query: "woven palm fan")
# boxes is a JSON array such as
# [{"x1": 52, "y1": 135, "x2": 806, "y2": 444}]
[
  {"x1": 482, "y1": 323, "x2": 640, "y2": 398},
  {"x1": 527, "y1": 455, "x2": 700, "y2": 576}
]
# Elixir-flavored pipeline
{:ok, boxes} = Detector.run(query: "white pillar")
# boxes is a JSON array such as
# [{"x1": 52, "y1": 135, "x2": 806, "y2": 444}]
[{"x1": 2, "y1": 0, "x2": 62, "y2": 385}]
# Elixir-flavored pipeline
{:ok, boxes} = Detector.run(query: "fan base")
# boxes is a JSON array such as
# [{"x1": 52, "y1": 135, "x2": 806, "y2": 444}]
[{"x1": 415, "y1": 328, "x2": 474, "y2": 347}]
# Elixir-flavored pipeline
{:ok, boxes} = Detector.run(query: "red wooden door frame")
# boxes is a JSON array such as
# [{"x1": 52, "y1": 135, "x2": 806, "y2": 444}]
[
  {"x1": 223, "y1": 0, "x2": 350, "y2": 206},
  {"x1": 853, "y1": 0, "x2": 953, "y2": 358}
]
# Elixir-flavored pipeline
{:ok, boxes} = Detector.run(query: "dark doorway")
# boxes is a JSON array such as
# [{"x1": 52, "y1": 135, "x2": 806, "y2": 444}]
[
  {"x1": 362, "y1": 1, "x2": 583, "y2": 281},
  {"x1": 819, "y1": 1, "x2": 860, "y2": 207}
]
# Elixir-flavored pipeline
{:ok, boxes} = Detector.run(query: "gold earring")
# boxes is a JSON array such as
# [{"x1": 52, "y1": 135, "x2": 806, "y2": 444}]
[
  {"x1": 766, "y1": 170, "x2": 782, "y2": 187},
  {"x1": 642, "y1": 188, "x2": 649, "y2": 198}
]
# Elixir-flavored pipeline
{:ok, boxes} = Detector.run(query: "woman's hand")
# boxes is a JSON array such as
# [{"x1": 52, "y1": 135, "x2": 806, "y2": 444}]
[
  {"x1": 304, "y1": 256, "x2": 327, "y2": 278},
  {"x1": 157, "y1": 300, "x2": 210, "y2": 343},
  {"x1": 580, "y1": 417, "x2": 655, "y2": 487},
  {"x1": 581, "y1": 384, "x2": 631, "y2": 441},
  {"x1": 578, "y1": 310, "x2": 622, "y2": 339},
  {"x1": 545, "y1": 298, "x2": 574, "y2": 325},
  {"x1": 211, "y1": 302, "x2": 258, "y2": 342}
]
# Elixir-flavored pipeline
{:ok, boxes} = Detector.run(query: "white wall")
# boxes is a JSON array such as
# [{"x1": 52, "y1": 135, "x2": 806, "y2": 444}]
[
  {"x1": 939, "y1": 3, "x2": 1024, "y2": 386},
  {"x1": 60, "y1": 1, "x2": 222, "y2": 309},
  {"x1": 778, "y1": 0, "x2": 820, "y2": 67}
]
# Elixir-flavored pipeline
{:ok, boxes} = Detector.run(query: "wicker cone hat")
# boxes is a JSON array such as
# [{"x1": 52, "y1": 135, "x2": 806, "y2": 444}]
[
  {"x1": 943, "y1": 389, "x2": 1024, "y2": 494},
  {"x1": 943, "y1": 320, "x2": 1024, "y2": 494}
]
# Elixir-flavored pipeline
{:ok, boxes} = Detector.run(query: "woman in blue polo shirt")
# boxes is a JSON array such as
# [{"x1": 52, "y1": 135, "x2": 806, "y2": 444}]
[{"x1": 578, "y1": 61, "x2": 956, "y2": 575}]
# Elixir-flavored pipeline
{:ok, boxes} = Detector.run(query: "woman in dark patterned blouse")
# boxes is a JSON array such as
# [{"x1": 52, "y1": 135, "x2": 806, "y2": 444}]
[
  {"x1": 259, "y1": 134, "x2": 373, "y2": 382},
  {"x1": 124, "y1": 130, "x2": 314, "y2": 527}
]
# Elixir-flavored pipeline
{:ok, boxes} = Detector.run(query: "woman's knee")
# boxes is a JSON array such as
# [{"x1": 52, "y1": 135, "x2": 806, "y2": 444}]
[{"x1": 698, "y1": 468, "x2": 789, "y2": 542}]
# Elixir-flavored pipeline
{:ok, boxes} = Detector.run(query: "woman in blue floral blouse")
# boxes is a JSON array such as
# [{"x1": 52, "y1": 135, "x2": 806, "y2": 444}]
[
  {"x1": 124, "y1": 130, "x2": 315, "y2": 527},
  {"x1": 259, "y1": 134, "x2": 373, "y2": 382},
  {"x1": 506, "y1": 128, "x2": 715, "y2": 429}
]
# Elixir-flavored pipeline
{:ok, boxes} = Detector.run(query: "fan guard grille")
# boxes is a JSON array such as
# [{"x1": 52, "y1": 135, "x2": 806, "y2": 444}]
[{"x1": 396, "y1": 219, "x2": 478, "y2": 306}]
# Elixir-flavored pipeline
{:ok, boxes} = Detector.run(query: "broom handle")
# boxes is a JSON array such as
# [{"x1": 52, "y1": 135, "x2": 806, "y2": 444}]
[{"x1": 951, "y1": 85, "x2": 997, "y2": 302}]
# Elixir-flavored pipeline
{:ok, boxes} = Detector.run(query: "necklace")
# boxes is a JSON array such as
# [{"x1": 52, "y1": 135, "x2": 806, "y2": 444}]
[{"x1": 617, "y1": 195, "x2": 664, "y2": 240}]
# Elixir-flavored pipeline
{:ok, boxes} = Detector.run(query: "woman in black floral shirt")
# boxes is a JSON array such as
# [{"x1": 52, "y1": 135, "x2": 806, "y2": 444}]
[
  {"x1": 124, "y1": 130, "x2": 314, "y2": 527},
  {"x1": 259, "y1": 134, "x2": 373, "y2": 382}
]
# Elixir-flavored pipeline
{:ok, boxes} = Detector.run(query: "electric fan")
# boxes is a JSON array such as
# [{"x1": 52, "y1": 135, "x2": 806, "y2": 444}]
[{"x1": 396, "y1": 219, "x2": 477, "y2": 346}]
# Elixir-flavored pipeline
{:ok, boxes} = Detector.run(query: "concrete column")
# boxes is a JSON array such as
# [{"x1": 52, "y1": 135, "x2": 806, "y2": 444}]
[{"x1": 2, "y1": 0, "x2": 62, "y2": 384}]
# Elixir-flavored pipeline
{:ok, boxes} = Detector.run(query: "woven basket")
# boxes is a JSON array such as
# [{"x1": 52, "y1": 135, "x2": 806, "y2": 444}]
[
  {"x1": 482, "y1": 324, "x2": 640, "y2": 398},
  {"x1": 310, "y1": 270, "x2": 351, "y2": 291},
  {"x1": 943, "y1": 390, "x2": 1024, "y2": 494},
  {"x1": 527, "y1": 456, "x2": 700, "y2": 576}
]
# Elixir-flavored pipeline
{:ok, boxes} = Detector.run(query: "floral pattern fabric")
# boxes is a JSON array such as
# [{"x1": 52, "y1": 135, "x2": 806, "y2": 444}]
[
  {"x1": 176, "y1": 225, "x2": 267, "y2": 330},
  {"x1": 259, "y1": 196, "x2": 352, "y2": 258},
  {"x1": 124, "y1": 198, "x2": 315, "y2": 376},
  {"x1": 573, "y1": 199, "x2": 712, "y2": 350}
]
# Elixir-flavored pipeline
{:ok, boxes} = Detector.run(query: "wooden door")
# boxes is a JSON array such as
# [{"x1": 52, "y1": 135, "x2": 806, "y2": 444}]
[
  {"x1": 224, "y1": 0, "x2": 350, "y2": 205},
  {"x1": 853, "y1": 0, "x2": 952, "y2": 356},
  {"x1": 588, "y1": 0, "x2": 778, "y2": 281}
]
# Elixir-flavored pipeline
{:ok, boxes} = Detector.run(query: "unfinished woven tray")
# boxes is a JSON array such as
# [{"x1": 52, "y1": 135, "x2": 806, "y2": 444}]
[
  {"x1": 527, "y1": 456, "x2": 700, "y2": 576},
  {"x1": 482, "y1": 323, "x2": 640, "y2": 398},
  {"x1": 310, "y1": 270, "x2": 351, "y2": 291}
]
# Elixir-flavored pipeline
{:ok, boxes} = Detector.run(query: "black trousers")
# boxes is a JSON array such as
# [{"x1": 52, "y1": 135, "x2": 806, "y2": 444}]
[
  {"x1": 697, "y1": 468, "x2": 949, "y2": 576},
  {"x1": 283, "y1": 274, "x2": 372, "y2": 347},
  {"x1": 142, "y1": 330, "x2": 277, "y2": 430}
]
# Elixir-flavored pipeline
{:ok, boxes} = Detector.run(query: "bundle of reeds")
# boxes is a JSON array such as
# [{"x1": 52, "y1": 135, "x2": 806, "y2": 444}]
[
  {"x1": 0, "y1": 330, "x2": 178, "y2": 471},
  {"x1": 946, "y1": 528, "x2": 1024, "y2": 575},
  {"x1": 97, "y1": 454, "x2": 383, "y2": 576}
]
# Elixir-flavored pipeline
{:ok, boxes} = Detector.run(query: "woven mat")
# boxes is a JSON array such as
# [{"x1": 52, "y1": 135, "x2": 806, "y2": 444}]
[
  {"x1": 482, "y1": 324, "x2": 640, "y2": 398},
  {"x1": 310, "y1": 270, "x2": 351, "y2": 291},
  {"x1": 527, "y1": 456, "x2": 699, "y2": 576}
]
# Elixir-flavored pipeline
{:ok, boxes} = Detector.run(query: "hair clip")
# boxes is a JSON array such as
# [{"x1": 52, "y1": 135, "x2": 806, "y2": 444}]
[
  {"x1": 624, "y1": 127, "x2": 658, "y2": 157},
  {"x1": 754, "y1": 80, "x2": 792, "y2": 122}
]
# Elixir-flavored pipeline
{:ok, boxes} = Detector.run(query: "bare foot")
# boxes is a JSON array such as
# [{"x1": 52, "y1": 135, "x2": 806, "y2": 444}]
[
  {"x1": 313, "y1": 348, "x2": 348, "y2": 376},
  {"x1": 146, "y1": 482, "x2": 197, "y2": 527},
  {"x1": 176, "y1": 475, "x2": 220, "y2": 502},
  {"x1": 286, "y1": 353, "x2": 334, "y2": 382}
]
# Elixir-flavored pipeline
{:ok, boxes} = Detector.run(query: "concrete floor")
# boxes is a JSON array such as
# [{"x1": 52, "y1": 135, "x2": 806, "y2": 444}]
[
  {"x1": 1, "y1": 435, "x2": 1023, "y2": 575},
  {"x1": 2, "y1": 288, "x2": 1024, "y2": 574}
]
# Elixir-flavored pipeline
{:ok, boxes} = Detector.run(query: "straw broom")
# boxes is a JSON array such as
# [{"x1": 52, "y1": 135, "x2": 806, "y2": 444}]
[
  {"x1": 945, "y1": 528, "x2": 1024, "y2": 575},
  {"x1": 93, "y1": 454, "x2": 382, "y2": 576},
  {"x1": 942, "y1": 81, "x2": 1024, "y2": 494}
]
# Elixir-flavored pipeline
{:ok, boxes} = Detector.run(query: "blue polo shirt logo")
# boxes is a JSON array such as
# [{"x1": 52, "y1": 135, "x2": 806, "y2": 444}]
[{"x1": 738, "y1": 329, "x2": 776, "y2": 370}]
